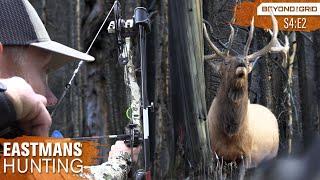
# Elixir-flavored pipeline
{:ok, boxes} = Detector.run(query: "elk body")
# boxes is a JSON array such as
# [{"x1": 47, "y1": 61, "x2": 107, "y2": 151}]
[{"x1": 204, "y1": 15, "x2": 289, "y2": 168}]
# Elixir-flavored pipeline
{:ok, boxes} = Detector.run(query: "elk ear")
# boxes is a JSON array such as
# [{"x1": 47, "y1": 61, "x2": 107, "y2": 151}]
[
  {"x1": 217, "y1": 63, "x2": 224, "y2": 75},
  {"x1": 207, "y1": 61, "x2": 223, "y2": 76},
  {"x1": 213, "y1": 61, "x2": 224, "y2": 77}
]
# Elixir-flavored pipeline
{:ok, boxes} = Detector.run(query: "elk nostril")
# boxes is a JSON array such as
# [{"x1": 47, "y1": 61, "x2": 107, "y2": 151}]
[
  {"x1": 238, "y1": 62, "x2": 246, "y2": 68},
  {"x1": 238, "y1": 72, "x2": 245, "y2": 78}
]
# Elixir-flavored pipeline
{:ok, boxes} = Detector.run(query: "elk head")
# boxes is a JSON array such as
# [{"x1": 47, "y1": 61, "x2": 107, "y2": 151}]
[{"x1": 204, "y1": 14, "x2": 289, "y2": 102}]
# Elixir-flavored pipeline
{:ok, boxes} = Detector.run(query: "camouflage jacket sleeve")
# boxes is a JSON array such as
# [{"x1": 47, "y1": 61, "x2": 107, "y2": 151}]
[{"x1": 85, "y1": 151, "x2": 132, "y2": 180}]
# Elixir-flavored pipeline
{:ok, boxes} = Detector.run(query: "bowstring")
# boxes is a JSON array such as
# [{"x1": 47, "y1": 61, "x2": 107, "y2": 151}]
[{"x1": 51, "y1": 1, "x2": 117, "y2": 118}]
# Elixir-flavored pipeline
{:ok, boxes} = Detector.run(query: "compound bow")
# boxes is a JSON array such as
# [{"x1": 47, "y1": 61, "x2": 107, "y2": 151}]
[{"x1": 51, "y1": 1, "x2": 152, "y2": 179}]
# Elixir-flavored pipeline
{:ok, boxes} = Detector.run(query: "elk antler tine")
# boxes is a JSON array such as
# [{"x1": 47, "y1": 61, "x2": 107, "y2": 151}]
[
  {"x1": 245, "y1": 13, "x2": 289, "y2": 63},
  {"x1": 271, "y1": 35, "x2": 289, "y2": 60},
  {"x1": 227, "y1": 24, "x2": 235, "y2": 56},
  {"x1": 270, "y1": 13, "x2": 289, "y2": 59},
  {"x1": 203, "y1": 23, "x2": 225, "y2": 58},
  {"x1": 204, "y1": 54, "x2": 218, "y2": 61},
  {"x1": 270, "y1": 12, "x2": 279, "y2": 41},
  {"x1": 243, "y1": 17, "x2": 255, "y2": 57}
]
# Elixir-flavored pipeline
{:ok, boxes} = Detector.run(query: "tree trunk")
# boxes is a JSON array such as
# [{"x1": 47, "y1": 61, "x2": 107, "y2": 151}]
[
  {"x1": 297, "y1": 32, "x2": 319, "y2": 151},
  {"x1": 313, "y1": 31, "x2": 320, "y2": 135},
  {"x1": 168, "y1": 0, "x2": 212, "y2": 178},
  {"x1": 146, "y1": 0, "x2": 173, "y2": 178}
]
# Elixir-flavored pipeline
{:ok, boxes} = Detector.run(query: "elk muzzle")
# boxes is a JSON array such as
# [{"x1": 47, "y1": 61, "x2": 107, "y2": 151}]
[
  {"x1": 233, "y1": 62, "x2": 248, "y2": 89},
  {"x1": 235, "y1": 66, "x2": 247, "y2": 79}
]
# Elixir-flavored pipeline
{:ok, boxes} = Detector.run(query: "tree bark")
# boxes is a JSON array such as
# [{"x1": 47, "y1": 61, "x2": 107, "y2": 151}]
[
  {"x1": 312, "y1": 31, "x2": 320, "y2": 135},
  {"x1": 169, "y1": 0, "x2": 212, "y2": 178},
  {"x1": 297, "y1": 32, "x2": 319, "y2": 150},
  {"x1": 146, "y1": 0, "x2": 173, "y2": 178}
]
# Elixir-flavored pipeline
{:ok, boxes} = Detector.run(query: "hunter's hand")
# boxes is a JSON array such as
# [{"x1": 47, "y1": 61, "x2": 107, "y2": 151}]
[
  {"x1": 108, "y1": 141, "x2": 141, "y2": 162},
  {"x1": 1, "y1": 77, "x2": 51, "y2": 136}
]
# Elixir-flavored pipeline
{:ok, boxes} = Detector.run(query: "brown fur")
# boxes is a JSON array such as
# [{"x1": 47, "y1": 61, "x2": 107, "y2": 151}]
[{"x1": 207, "y1": 57, "x2": 279, "y2": 168}]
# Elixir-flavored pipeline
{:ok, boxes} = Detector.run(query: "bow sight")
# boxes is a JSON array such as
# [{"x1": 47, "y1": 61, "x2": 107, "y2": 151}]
[{"x1": 107, "y1": 5, "x2": 151, "y2": 64}]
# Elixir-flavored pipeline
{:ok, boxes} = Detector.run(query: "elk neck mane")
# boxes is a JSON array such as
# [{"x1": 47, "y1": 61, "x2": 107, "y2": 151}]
[{"x1": 215, "y1": 78, "x2": 249, "y2": 135}]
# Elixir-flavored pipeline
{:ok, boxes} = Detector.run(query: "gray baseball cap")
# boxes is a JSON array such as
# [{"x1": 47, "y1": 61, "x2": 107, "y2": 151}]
[{"x1": 0, "y1": 0, "x2": 95, "y2": 70}]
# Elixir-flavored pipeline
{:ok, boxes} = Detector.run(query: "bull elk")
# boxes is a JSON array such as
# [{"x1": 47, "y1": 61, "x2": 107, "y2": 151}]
[{"x1": 204, "y1": 15, "x2": 289, "y2": 168}]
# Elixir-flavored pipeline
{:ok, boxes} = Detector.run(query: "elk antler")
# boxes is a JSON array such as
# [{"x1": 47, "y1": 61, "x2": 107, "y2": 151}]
[
  {"x1": 245, "y1": 14, "x2": 289, "y2": 63},
  {"x1": 226, "y1": 24, "x2": 235, "y2": 56},
  {"x1": 243, "y1": 17, "x2": 255, "y2": 56},
  {"x1": 203, "y1": 23, "x2": 225, "y2": 58},
  {"x1": 203, "y1": 23, "x2": 236, "y2": 59},
  {"x1": 203, "y1": 14, "x2": 289, "y2": 63}
]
